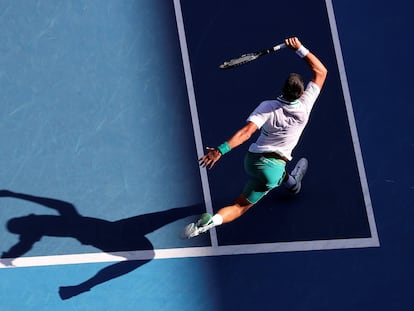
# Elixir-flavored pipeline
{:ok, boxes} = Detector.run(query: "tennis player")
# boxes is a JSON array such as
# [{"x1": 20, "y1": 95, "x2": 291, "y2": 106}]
[{"x1": 182, "y1": 37, "x2": 327, "y2": 238}]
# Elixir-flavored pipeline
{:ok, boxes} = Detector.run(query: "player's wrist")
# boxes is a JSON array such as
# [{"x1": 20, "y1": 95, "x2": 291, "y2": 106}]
[
  {"x1": 295, "y1": 45, "x2": 309, "y2": 58},
  {"x1": 217, "y1": 142, "x2": 231, "y2": 155}
]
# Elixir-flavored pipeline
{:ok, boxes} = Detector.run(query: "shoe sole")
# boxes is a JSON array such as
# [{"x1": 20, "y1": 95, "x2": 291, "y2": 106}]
[
  {"x1": 180, "y1": 223, "x2": 198, "y2": 239},
  {"x1": 289, "y1": 158, "x2": 308, "y2": 194},
  {"x1": 292, "y1": 158, "x2": 308, "y2": 183}
]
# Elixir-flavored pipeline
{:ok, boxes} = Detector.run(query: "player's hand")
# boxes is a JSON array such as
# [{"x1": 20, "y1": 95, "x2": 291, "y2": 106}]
[
  {"x1": 199, "y1": 147, "x2": 222, "y2": 169},
  {"x1": 285, "y1": 37, "x2": 303, "y2": 50}
]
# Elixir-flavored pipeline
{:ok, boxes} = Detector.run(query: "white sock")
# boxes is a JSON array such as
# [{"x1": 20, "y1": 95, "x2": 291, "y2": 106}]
[
  {"x1": 283, "y1": 175, "x2": 297, "y2": 188},
  {"x1": 212, "y1": 214, "x2": 223, "y2": 226}
]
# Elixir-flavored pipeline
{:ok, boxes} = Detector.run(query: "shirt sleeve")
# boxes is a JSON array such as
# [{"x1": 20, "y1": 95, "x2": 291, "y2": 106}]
[
  {"x1": 299, "y1": 81, "x2": 321, "y2": 111},
  {"x1": 246, "y1": 101, "x2": 272, "y2": 129}
]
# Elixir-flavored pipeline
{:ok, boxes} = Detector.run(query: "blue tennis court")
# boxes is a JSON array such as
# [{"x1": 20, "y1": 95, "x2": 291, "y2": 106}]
[{"x1": 0, "y1": 0, "x2": 412, "y2": 310}]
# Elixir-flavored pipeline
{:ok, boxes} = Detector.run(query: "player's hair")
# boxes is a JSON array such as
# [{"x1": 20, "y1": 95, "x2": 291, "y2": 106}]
[{"x1": 282, "y1": 73, "x2": 304, "y2": 101}]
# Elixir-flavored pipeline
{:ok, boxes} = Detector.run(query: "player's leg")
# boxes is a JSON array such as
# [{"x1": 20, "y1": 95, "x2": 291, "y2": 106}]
[
  {"x1": 216, "y1": 194, "x2": 254, "y2": 224},
  {"x1": 181, "y1": 153, "x2": 285, "y2": 239},
  {"x1": 180, "y1": 194, "x2": 253, "y2": 239}
]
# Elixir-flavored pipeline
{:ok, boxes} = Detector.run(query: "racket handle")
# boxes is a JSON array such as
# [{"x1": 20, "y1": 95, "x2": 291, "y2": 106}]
[{"x1": 272, "y1": 43, "x2": 286, "y2": 51}]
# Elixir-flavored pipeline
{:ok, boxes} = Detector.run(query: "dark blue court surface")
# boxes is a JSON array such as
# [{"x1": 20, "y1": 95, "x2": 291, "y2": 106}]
[
  {"x1": 181, "y1": 0, "x2": 374, "y2": 247},
  {"x1": 0, "y1": 0, "x2": 413, "y2": 310}
]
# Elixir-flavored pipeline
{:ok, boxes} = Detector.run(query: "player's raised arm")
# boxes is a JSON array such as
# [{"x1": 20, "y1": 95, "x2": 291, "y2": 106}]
[{"x1": 285, "y1": 37, "x2": 328, "y2": 89}]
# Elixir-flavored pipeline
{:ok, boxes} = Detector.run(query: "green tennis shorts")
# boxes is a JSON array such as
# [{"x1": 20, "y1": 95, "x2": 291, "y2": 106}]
[{"x1": 243, "y1": 152, "x2": 286, "y2": 204}]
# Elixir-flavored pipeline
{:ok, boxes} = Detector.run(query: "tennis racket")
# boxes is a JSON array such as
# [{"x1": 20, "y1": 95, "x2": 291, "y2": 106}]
[{"x1": 219, "y1": 43, "x2": 286, "y2": 70}]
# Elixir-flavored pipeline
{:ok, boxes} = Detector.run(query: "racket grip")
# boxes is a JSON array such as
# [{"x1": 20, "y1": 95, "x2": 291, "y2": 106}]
[{"x1": 272, "y1": 43, "x2": 286, "y2": 51}]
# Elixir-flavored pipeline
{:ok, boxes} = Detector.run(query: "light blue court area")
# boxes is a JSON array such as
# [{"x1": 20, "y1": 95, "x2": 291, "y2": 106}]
[
  {"x1": 0, "y1": 0, "x2": 208, "y2": 257},
  {"x1": 0, "y1": 1, "x2": 212, "y2": 306},
  {"x1": 0, "y1": 257, "x2": 223, "y2": 310}
]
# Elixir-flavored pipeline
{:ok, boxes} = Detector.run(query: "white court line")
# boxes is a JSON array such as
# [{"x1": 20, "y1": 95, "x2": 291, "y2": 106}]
[
  {"x1": 325, "y1": 0, "x2": 379, "y2": 245},
  {"x1": 172, "y1": 0, "x2": 218, "y2": 247},
  {"x1": 1, "y1": 237, "x2": 377, "y2": 268},
  {"x1": 0, "y1": 0, "x2": 379, "y2": 269}
]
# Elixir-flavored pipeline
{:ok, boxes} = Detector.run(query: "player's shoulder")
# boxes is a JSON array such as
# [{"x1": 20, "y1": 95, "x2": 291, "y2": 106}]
[
  {"x1": 256, "y1": 99, "x2": 282, "y2": 111},
  {"x1": 298, "y1": 81, "x2": 321, "y2": 104},
  {"x1": 303, "y1": 81, "x2": 321, "y2": 96}
]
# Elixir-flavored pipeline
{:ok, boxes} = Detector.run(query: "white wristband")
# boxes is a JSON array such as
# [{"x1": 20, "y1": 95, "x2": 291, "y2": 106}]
[{"x1": 295, "y1": 45, "x2": 309, "y2": 58}]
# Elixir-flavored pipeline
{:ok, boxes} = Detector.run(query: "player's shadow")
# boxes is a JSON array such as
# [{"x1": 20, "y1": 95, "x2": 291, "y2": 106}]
[{"x1": 0, "y1": 190, "x2": 203, "y2": 300}]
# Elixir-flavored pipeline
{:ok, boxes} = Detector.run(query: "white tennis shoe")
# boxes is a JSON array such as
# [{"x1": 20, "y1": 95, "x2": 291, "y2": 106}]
[
  {"x1": 288, "y1": 157, "x2": 308, "y2": 194},
  {"x1": 181, "y1": 213, "x2": 214, "y2": 239}
]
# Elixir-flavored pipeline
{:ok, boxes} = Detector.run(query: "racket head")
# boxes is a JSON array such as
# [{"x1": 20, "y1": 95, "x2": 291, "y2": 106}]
[{"x1": 219, "y1": 53, "x2": 259, "y2": 69}]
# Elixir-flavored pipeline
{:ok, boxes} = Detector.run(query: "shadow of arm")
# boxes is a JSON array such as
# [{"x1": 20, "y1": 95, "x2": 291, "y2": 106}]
[
  {"x1": 0, "y1": 190, "x2": 80, "y2": 217},
  {"x1": 1, "y1": 234, "x2": 41, "y2": 259}
]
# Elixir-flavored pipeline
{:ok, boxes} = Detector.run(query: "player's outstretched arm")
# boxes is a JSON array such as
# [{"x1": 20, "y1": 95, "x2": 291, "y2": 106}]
[{"x1": 199, "y1": 121, "x2": 258, "y2": 169}]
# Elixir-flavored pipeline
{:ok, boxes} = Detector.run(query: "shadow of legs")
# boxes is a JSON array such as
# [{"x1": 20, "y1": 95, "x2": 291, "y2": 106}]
[{"x1": 59, "y1": 259, "x2": 150, "y2": 300}]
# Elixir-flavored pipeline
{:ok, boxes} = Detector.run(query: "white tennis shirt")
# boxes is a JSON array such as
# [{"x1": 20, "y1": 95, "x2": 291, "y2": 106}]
[{"x1": 247, "y1": 81, "x2": 321, "y2": 160}]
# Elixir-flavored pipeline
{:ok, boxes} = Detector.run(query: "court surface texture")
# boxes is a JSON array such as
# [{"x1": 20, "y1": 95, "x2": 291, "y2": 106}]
[{"x1": 0, "y1": 1, "x2": 412, "y2": 310}]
